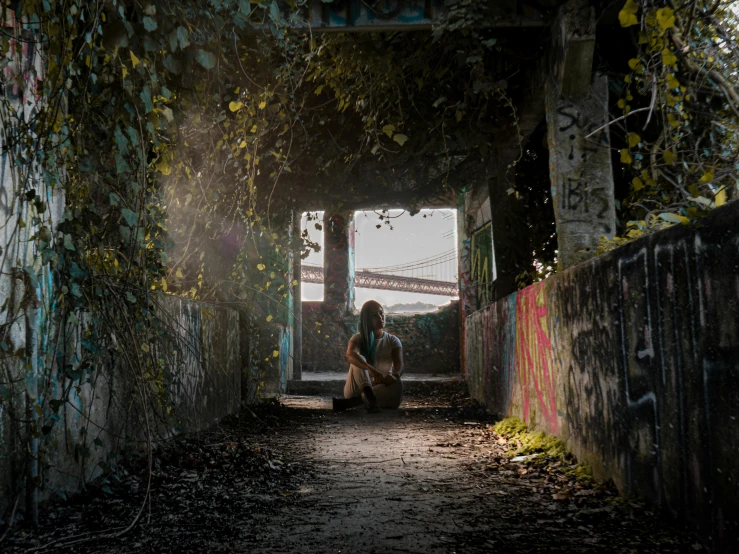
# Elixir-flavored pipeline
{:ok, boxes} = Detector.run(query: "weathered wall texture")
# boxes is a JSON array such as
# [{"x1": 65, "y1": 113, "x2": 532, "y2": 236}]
[
  {"x1": 1, "y1": 297, "x2": 241, "y2": 508},
  {"x1": 302, "y1": 301, "x2": 460, "y2": 374},
  {"x1": 466, "y1": 201, "x2": 739, "y2": 547}
]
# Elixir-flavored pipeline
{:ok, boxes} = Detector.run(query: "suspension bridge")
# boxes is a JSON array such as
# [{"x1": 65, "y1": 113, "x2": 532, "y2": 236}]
[{"x1": 302, "y1": 249, "x2": 459, "y2": 296}]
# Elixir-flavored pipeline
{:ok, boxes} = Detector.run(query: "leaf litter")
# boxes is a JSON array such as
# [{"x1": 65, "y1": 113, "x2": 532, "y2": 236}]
[{"x1": 2, "y1": 390, "x2": 707, "y2": 553}]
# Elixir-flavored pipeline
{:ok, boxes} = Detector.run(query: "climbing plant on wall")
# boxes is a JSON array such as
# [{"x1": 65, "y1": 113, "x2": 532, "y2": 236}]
[
  {"x1": 613, "y1": 0, "x2": 738, "y2": 241},
  {"x1": 0, "y1": 0, "x2": 305, "y2": 526}
]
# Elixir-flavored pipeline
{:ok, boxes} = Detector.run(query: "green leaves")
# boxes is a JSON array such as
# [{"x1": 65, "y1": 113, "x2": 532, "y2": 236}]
[
  {"x1": 143, "y1": 16, "x2": 158, "y2": 31},
  {"x1": 175, "y1": 26, "x2": 190, "y2": 50},
  {"x1": 121, "y1": 208, "x2": 138, "y2": 227},
  {"x1": 196, "y1": 49, "x2": 217, "y2": 70}
]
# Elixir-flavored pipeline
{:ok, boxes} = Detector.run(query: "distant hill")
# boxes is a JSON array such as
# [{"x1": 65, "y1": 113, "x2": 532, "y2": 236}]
[{"x1": 385, "y1": 301, "x2": 439, "y2": 313}]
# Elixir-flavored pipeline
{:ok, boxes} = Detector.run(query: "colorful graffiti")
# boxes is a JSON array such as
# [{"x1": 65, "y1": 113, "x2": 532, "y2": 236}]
[
  {"x1": 470, "y1": 222, "x2": 493, "y2": 310},
  {"x1": 466, "y1": 201, "x2": 739, "y2": 548},
  {"x1": 515, "y1": 283, "x2": 558, "y2": 433},
  {"x1": 1, "y1": 10, "x2": 44, "y2": 104}
]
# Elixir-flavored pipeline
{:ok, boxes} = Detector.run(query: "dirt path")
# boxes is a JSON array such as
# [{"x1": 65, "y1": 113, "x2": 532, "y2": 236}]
[
  {"x1": 4, "y1": 394, "x2": 703, "y2": 553},
  {"x1": 237, "y1": 395, "x2": 700, "y2": 554}
]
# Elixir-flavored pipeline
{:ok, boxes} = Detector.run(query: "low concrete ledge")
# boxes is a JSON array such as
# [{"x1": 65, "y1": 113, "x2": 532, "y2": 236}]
[{"x1": 286, "y1": 373, "x2": 467, "y2": 396}]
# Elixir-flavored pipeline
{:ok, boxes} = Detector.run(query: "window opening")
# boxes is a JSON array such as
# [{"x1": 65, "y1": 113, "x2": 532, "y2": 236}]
[
  {"x1": 353, "y1": 209, "x2": 458, "y2": 313},
  {"x1": 301, "y1": 211, "x2": 324, "y2": 301}
]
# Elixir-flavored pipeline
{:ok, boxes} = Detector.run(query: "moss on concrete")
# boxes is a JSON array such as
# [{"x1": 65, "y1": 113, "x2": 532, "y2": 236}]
[
  {"x1": 492, "y1": 417, "x2": 595, "y2": 483},
  {"x1": 493, "y1": 417, "x2": 566, "y2": 458}
]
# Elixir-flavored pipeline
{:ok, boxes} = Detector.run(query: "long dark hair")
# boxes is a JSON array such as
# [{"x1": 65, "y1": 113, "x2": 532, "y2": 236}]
[{"x1": 357, "y1": 300, "x2": 381, "y2": 364}]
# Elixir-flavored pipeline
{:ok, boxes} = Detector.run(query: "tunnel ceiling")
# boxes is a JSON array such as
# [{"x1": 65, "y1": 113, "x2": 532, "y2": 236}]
[{"x1": 240, "y1": 26, "x2": 550, "y2": 214}]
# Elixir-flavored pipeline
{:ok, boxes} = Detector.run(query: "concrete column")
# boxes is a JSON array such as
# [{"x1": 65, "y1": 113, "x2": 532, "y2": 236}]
[
  {"x1": 547, "y1": 0, "x2": 616, "y2": 269},
  {"x1": 292, "y1": 211, "x2": 302, "y2": 380},
  {"x1": 323, "y1": 212, "x2": 355, "y2": 313},
  {"x1": 456, "y1": 192, "x2": 471, "y2": 378}
]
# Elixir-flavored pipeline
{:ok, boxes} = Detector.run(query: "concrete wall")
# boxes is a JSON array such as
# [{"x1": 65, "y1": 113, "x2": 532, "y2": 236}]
[
  {"x1": 466, "y1": 201, "x2": 739, "y2": 547},
  {"x1": 1, "y1": 296, "x2": 242, "y2": 510},
  {"x1": 302, "y1": 301, "x2": 460, "y2": 374}
]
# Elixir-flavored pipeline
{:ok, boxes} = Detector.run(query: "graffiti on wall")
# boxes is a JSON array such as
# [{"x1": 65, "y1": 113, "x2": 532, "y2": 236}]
[
  {"x1": 466, "y1": 203, "x2": 739, "y2": 546},
  {"x1": 515, "y1": 283, "x2": 558, "y2": 433},
  {"x1": 470, "y1": 222, "x2": 493, "y2": 310},
  {"x1": 552, "y1": 102, "x2": 612, "y2": 234},
  {"x1": 1, "y1": 10, "x2": 43, "y2": 105}
]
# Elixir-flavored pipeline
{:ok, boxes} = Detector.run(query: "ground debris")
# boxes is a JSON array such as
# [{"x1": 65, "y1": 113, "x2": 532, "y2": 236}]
[
  {"x1": 2, "y1": 402, "x2": 313, "y2": 553},
  {"x1": 2, "y1": 392, "x2": 706, "y2": 553}
]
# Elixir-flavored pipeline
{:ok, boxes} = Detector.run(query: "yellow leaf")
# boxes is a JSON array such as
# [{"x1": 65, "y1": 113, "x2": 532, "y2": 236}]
[
  {"x1": 662, "y1": 48, "x2": 677, "y2": 67},
  {"x1": 659, "y1": 212, "x2": 688, "y2": 224},
  {"x1": 292, "y1": 280, "x2": 298, "y2": 286},
  {"x1": 667, "y1": 74, "x2": 680, "y2": 89},
  {"x1": 393, "y1": 134, "x2": 409, "y2": 146},
  {"x1": 688, "y1": 183, "x2": 700, "y2": 197},
  {"x1": 628, "y1": 58, "x2": 639, "y2": 70},
  {"x1": 266, "y1": 315, "x2": 273, "y2": 322},
  {"x1": 141, "y1": 343, "x2": 150, "y2": 353},
  {"x1": 122, "y1": 66, "x2": 128, "y2": 79},
  {"x1": 161, "y1": 278, "x2": 167, "y2": 292},
  {"x1": 456, "y1": 110, "x2": 463, "y2": 123},
  {"x1": 229, "y1": 101, "x2": 243, "y2": 112},
  {"x1": 619, "y1": 0, "x2": 639, "y2": 27},
  {"x1": 382, "y1": 124, "x2": 395, "y2": 138},
  {"x1": 656, "y1": 8, "x2": 675, "y2": 33},
  {"x1": 314, "y1": 85, "x2": 324, "y2": 95},
  {"x1": 130, "y1": 51, "x2": 140, "y2": 67},
  {"x1": 627, "y1": 133, "x2": 641, "y2": 147},
  {"x1": 258, "y1": 100, "x2": 266, "y2": 109},
  {"x1": 272, "y1": 350, "x2": 279, "y2": 358},
  {"x1": 632, "y1": 177, "x2": 644, "y2": 191},
  {"x1": 250, "y1": 125, "x2": 257, "y2": 133},
  {"x1": 699, "y1": 169, "x2": 714, "y2": 183},
  {"x1": 175, "y1": 268, "x2": 184, "y2": 279},
  {"x1": 617, "y1": 98, "x2": 626, "y2": 109},
  {"x1": 663, "y1": 150, "x2": 676, "y2": 165},
  {"x1": 716, "y1": 187, "x2": 727, "y2": 206},
  {"x1": 257, "y1": 263, "x2": 266, "y2": 270},
  {"x1": 203, "y1": 310, "x2": 215, "y2": 318},
  {"x1": 620, "y1": 149, "x2": 633, "y2": 164}
]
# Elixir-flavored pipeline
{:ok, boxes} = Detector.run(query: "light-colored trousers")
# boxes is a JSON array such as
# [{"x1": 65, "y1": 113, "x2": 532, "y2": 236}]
[{"x1": 343, "y1": 365, "x2": 403, "y2": 409}]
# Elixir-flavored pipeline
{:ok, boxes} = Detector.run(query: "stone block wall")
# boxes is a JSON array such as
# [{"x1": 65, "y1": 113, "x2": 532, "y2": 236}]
[
  {"x1": 302, "y1": 301, "x2": 460, "y2": 374},
  {"x1": 465, "y1": 201, "x2": 739, "y2": 547}
]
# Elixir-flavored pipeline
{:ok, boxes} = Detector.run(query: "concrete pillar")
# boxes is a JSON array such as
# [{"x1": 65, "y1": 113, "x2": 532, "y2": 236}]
[
  {"x1": 323, "y1": 212, "x2": 355, "y2": 313},
  {"x1": 456, "y1": 192, "x2": 471, "y2": 378},
  {"x1": 547, "y1": 0, "x2": 616, "y2": 269},
  {"x1": 292, "y1": 211, "x2": 302, "y2": 380}
]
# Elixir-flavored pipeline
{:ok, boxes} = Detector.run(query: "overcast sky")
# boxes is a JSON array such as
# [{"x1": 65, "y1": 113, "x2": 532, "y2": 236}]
[{"x1": 301, "y1": 209, "x2": 458, "y2": 309}]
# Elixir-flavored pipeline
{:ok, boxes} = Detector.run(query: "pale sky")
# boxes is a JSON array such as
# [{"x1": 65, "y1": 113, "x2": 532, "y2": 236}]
[{"x1": 301, "y1": 209, "x2": 458, "y2": 309}]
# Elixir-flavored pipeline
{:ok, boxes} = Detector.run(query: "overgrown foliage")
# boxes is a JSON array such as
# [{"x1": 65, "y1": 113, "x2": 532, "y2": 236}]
[{"x1": 612, "y1": 0, "x2": 738, "y2": 242}]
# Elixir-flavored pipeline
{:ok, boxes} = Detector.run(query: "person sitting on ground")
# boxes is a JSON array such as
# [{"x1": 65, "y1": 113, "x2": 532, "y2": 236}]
[{"x1": 332, "y1": 300, "x2": 404, "y2": 413}]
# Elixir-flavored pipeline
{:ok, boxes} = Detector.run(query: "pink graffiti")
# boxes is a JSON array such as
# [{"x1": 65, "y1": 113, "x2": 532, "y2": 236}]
[{"x1": 515, "y1": 283, "x2": 558, "y2": 433}]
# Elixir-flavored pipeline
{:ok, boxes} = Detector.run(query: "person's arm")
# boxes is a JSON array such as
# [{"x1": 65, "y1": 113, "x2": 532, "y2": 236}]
[
  {"x1": 391, "y1": 347, "x2": 404, "y2": 378},
  {"x1": 346, "y1": 336, "x2": 382, "y2": 378}
]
